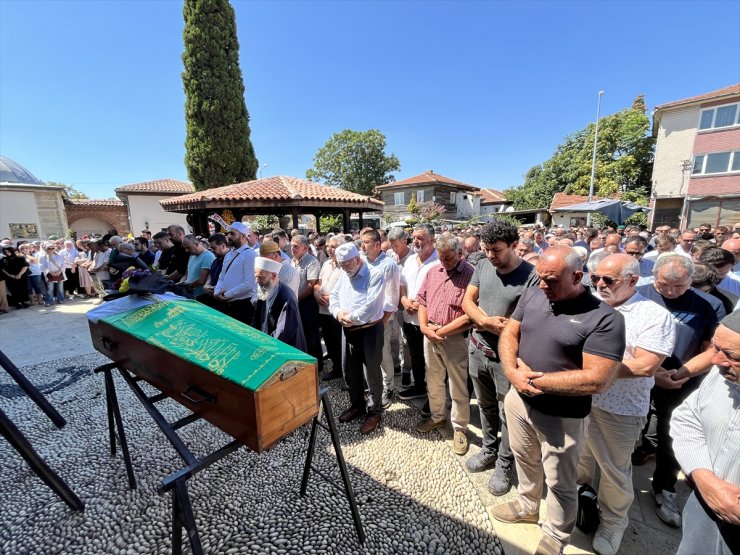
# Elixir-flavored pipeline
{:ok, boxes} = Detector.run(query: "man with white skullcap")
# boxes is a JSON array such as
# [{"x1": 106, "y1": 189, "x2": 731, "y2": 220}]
[
  {"x1": 671, "y1": 310, "x2": 740, "y2": 555},
  {"x1": 329, "y1": 242, "x2": 386, "y2": 434},
  {"x1": 207, "y1": 221, "x2": 257, "y2": 324},
  {"x1": 251, "y1": 256, "x2": 306, "y2": 351}
]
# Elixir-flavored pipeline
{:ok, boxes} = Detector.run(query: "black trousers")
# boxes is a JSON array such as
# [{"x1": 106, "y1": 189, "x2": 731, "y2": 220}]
[
  {"x1": 299, "y1": 297, "x2": 323, "y2": 374},
  {"x1": 402, "y1": 322, "x2": 426, "y2": 388},
  {"x1": 319, "y1": 313, "x2": 343, "y2": 375},
  {"x1": 647, "y1": 378, "x2": 703, "y2": 493},
  {"x1": 344, "y1": 322, "x2": 384, "y2": 415},
  {"x1": 64, "y1": 269, "x2": 79, "y2": 294},
  {"x1": 197, "y1": 294, "x2": 254, "y2": 326}
]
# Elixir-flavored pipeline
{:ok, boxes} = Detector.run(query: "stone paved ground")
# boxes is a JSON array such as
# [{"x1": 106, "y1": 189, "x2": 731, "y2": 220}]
[{"x1": 0, "y1": 299, "x2": 686, "y2": 554}]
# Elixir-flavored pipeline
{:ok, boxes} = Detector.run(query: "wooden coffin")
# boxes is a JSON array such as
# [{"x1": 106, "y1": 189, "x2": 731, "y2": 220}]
[{"x1": 88, "y1": 299, "x2": 319, "y2": 453}]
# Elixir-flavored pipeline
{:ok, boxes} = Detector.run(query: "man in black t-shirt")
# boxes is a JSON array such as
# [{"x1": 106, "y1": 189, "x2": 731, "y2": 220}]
[
  {"x1": 462, "y1": 221, "x2": 539, "y2": 496},
  {"x1": 491, "y1": 246, "x2": 625, "y2": 555}
]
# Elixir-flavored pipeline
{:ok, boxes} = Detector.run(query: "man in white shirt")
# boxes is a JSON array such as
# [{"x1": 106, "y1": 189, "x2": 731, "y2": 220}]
[
  {"x1": 211, "y1": 222, "x2": 257, "y2": 324},
  {"x1": 578, "y1": 254, "x2": 676, "y2": 555},
  {"x1": 329, "y1": 243, "x2": 386, "y2": 435},
  {"x1": 398, "y1": 224, "x2": 440, "y2": 403},
  {"x1": 674, "y1": 230, "x2": 696, "y2": 257},
  {"x1": 361, "y1": 228, "x2": 401, "y2": 408}
]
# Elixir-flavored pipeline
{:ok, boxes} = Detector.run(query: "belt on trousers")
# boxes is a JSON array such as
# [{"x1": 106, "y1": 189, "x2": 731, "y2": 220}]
[
  {"x1": 470, "y1": 333, "x2": 496, "y2": 359},
  {"x1": 346, "y1": 318, "x2": 383, "y2": 332}
]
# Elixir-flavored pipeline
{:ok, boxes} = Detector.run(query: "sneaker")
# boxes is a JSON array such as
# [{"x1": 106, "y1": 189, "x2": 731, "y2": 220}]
[
  {"x1": 453, "y1": 430, "x2": 469, "y2": 455},
  {"x1": 401, "y1": 372, "x2": 412, "y2": 388},
  {"x1": 416, "y1": 417, "x2": 445, "y2": 434},
  {"x1": 488, "y1": 459, "x2": 513, "y2": 496},
  {"x1": 398, "y1": 383, "x2": 426, "y2": 400},
  {"x1": 466, "y1": 449, "x2": 498, "y2": 472},
  {"x1": 381, "y1": 388, "x2": 395, "y2": 409},
  {"x1": 44, "y1": 303, "x2": 52, "y2": 307},
  {"x1": 592, "y1": 526, "x2": 624, "y2": 555},
  {"x1": 654, "y1": 490, "x2": 681, "y2": 527},
  {"x1": 490, "y1": 498, "x2": 539, "y2": 524},
  {"x1": 534, "y1": 534, "x2": 563, "y2": 555},
  {"x1": 631, "y1": 444, "x2": 655, "y2": 466}
]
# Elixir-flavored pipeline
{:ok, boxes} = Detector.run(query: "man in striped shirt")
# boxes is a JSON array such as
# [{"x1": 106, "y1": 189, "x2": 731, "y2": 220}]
[
  {"x1": 415, "y1": 233, "x2": 474, "y2": 455},
  {"x1": 671, "y1": 310, "x2": 740, "y2": 555}
]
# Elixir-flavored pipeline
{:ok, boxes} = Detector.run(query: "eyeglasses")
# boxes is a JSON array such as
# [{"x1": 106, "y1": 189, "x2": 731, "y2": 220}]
[
  {"x1": 590, "y1": 274, "x2": 631, "y2": 285},
  {"x1": 624, "y1": 250, "x2": 644, "y2": 257}
]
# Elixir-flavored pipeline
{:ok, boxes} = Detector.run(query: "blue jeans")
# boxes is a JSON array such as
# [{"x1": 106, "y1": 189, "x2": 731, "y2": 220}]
[
  {"x1": 27, "y1": 274, "x2": 44, "y2": 295},
  {"x1": 677, "y1": 491, "x2": 739, "y2": 555},
  {"x1": 45, "y1": 280, "x2": 64, "y2": 304}
]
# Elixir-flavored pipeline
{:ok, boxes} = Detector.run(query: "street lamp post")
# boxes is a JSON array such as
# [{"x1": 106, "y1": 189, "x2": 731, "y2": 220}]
[
  {"x1": 259, "y1": 163, "x2": 269, "y2": 179},
  {"x1": 587, "y1": 90, "x2": 605, "y2": 226}
]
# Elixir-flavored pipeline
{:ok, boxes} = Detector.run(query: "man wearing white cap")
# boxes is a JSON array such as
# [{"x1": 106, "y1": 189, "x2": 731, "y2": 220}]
[
  {"x1": 329, "y1": 242, "x2": 386, "y2": 435},
  {"x1": 252, "y1": 257, "x2": 306, "y2": 351},
  {"x1": 209, "y1": 221, "x2": 257, "y2": 324}
]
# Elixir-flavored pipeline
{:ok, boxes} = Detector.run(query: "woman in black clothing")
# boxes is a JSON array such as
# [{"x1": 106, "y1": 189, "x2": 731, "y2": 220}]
[{"x1": 1, "y1": 246, "x2": 30, "y2": 308}]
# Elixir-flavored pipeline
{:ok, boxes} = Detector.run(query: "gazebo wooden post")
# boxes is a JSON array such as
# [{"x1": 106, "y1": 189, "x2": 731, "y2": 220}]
[
  {"x1": 342, "y1": 209, "x2": 350, "y2": 233},
  {"x1": 192, "y1": 212, "x2": 208, "y2": 236},
  {"x1": 291, "y1": 209, "x2": 299, "y2": 231},
  {"x1": 358, "y1": 211, "x2": 364, "y2": 230},
  {"x1": 314, "y1": 211, "x2": 322, "y2": 234}
]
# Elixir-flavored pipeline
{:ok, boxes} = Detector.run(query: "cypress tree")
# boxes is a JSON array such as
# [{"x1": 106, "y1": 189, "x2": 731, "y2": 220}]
[{"x1": 182, "y1": 0, "x2": 258, "y2": 191}]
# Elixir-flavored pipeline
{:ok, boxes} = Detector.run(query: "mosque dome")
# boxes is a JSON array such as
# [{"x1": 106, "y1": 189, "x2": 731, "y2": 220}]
[{"x1": 0, "y1": 155, "x2": 45, "y2": 185}]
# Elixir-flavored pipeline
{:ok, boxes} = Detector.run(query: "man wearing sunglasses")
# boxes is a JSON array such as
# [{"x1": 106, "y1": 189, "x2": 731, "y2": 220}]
[
  {"x1": 632, "y1": 254, "x2": 726, "y2": 528},
  {"x1": 577, "y1": 254, "x2": 676, "y2": 555}
]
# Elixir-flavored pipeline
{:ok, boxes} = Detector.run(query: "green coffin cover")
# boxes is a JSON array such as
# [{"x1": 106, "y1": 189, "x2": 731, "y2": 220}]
[{"x1": 100, "y1": 299, "x2": 316, "y2": 391}]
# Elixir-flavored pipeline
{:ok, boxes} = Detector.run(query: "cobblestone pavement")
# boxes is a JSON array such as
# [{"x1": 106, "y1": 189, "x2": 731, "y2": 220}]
[{"x1": 0, "y1": 299, "x2": 685, "y2": 554}]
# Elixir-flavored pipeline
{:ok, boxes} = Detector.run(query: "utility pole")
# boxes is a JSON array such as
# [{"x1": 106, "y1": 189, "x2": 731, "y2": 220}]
[{"x1": 587, "y1": 90, "x2": 605, "y2": 226}]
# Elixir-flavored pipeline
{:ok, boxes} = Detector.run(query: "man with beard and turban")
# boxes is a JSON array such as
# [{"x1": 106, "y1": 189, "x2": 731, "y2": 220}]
[{"x1": 252, "y1": 256, "x2": 306, "y2": 351}]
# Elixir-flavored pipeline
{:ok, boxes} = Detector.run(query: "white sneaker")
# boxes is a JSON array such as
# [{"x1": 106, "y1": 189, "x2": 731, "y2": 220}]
[
  {"x1": 654, "y1": 490, "x2": 682, "y2": 527},
  {"x1": 592, "y1": 526, "x2": 624, "y2": 555}
]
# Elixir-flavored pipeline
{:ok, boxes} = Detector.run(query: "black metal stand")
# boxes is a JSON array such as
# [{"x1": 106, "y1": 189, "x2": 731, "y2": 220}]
[
  {"x1": 95, "y1": 365, "x2": 362, "y2": 555},
  {"x1": 0, "y1": 349, "x2": 83, "y2": 511},
  {"x1": 301, "y1": 389, "x2": 365, "y2": 544}
]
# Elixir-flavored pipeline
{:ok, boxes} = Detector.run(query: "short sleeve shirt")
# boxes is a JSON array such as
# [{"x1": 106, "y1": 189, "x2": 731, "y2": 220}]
[
  {"x1": 186, "y1": 250, "x2": 216, "y2": 287},
  {"x1": 470, "y1": 258, "x2": 539, "y2": 354},
  {"x1": 592, "y1": 292, "x2": 675, "y2": 416},
  {"x1": 294, "y1": 253, "x2": 320, "y2": 292},
  {"x1": 636, "y1": 284, "x2": 725, "y2": 369},
  {"x1": 512, "y1": 287, "x2": 626, "y2": 418}
]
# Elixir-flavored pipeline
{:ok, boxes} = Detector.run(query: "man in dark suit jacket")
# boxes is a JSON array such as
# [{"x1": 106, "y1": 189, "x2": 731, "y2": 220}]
[{"x1": 252, "y1": 257, "x2": 306, "y2": 352}]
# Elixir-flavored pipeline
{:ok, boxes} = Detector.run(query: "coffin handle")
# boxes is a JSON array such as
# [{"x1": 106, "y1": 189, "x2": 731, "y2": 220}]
[
  {"x1": 101, "y1": 337, "x2": 118, "y2": 351},
  {"x1": 280, "y1": 367, "x2": 298, "y2": 381},
  {"x1": 180, "y1": 384, "x2": 216, "y2": 404}
]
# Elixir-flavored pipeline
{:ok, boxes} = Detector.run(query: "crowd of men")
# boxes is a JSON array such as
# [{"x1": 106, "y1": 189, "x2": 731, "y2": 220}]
[{"x1": 2, "y1": 219, "x2": 738, "y2": 555}]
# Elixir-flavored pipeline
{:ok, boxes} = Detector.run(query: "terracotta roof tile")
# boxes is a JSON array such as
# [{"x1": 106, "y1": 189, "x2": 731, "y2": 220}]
[
  {"x1": 549, "y1": 193, "x2": 606, "y2": 211},
  {"x1": 375, "y1": 170, "x2": 479, "y2": 191},
  {"x1": 479, "y1": 188, "x2": 508, "y2": 204},
  {"x1": 655, "y1": 84, "x2": 740, "y2": 111},
  {"x1": 160, "y1": 176, "x2": 383, "y2": 207},
  {"x1": 67, "y1": 198, "x2": 124, "y2": 207},
  {"x1": 115, "y1": 178, "x2": 194, "y2": 194}
]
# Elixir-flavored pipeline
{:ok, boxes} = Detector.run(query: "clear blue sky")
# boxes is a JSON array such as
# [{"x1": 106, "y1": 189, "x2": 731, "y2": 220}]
[{"x1": 1, "y1": 0, "x2": 738, "y2": 199}]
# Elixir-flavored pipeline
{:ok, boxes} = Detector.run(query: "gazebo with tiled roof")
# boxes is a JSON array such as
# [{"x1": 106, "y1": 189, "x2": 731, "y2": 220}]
[{"x1": 160, "y1": 176, "x2": 384, "y2": 234}]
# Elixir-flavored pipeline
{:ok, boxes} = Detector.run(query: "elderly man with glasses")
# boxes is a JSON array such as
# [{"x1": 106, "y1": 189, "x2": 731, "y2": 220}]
[
  {"x1": 631, "y1": 254, "x2": 726, "y2": 528},
  {"x1": 578, "y1": 254, "x2": 676, "y2": 555}
]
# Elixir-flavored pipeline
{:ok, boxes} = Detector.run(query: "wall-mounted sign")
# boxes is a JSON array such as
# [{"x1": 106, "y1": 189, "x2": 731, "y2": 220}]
[{"x1": 9, "y1": 223, "x2": 39, "y2": 239}]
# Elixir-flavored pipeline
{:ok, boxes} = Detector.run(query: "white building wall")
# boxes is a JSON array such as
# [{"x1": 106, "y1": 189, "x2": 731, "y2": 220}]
[
  {"x1": 651, "y1": 106, "x2": 699, "y2": 198},
  {"x1": 126, "y1": 194, "x2": 190, "y2": 234},
  {"x1": 0, "y1": 190, "x2": 41, "y2": 239},
  {"x1": 455, "y1": 192, "x2": 480, "y2": 218}
]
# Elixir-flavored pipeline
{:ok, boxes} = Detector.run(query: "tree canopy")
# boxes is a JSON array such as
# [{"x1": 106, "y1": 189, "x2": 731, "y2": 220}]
[
  {"x1": 48, "y1": 181, "x2": 88, "y2": 199},
  {"x1": 306, "y1": 129, "x2": 400, "y2": 196},
  {"x1": 182, "y1": 0, "x2": 258, "y2": 191},
  {"x1": 504, "y1": 96, "x2": 654, "y2": 210}
]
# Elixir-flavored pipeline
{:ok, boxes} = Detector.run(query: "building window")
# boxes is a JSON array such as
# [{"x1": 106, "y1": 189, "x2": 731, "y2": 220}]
[
  {"x1": 394, "y1": 192, "x2": 405, "y2": 205},
  {"x1": 416, "y1": 189, "x2": 425, "y2": 202},
  {"x1": 692, "y1": 151, "x2": 740, "y2": 175},
  {"x1": 449, "y1": 192, "x2": 456, "y2": 204},
  {"x1": 698, "y1": 102, "x2": 740, "y2": 131}
]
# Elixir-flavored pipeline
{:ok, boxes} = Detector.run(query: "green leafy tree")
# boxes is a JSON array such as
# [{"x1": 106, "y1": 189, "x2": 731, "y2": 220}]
[
  {"x1": 319, "y1": 214, "x2": 343, "y2": 232},
  {"x1": 306, "y1": 129, "x2": 400, "y2": 196},
  {"x1": 251, "y1": 215, "x2": 279, "y2": 231},
  {"x1": 48, "y1": 181, "x2": 88, "y2": 199},
  {"x1": 408, "y1": 191, "x2": 417, "y2": 215},
  {"x1": 504, "y1": 96, "x2": 654, "y2": 209},
  {"x1": 182, "y1": 0, "x2": 258, "y2": 191}
]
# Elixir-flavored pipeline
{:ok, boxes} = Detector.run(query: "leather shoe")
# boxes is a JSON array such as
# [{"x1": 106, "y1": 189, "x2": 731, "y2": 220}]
[
  {"x1": 360, "y1": 413, "x2": 381, "y2": 434},
  {"x1": 338, "y1": 406, "x2": 365, "y2": 423},
  {"x1": 321, "y1": 370, "x2": 343, "y2": 381}
]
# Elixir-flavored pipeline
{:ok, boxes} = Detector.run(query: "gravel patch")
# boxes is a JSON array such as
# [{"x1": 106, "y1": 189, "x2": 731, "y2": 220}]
[{"x1": 1, "y1": 353, "x2": 502, "y2": 554}]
